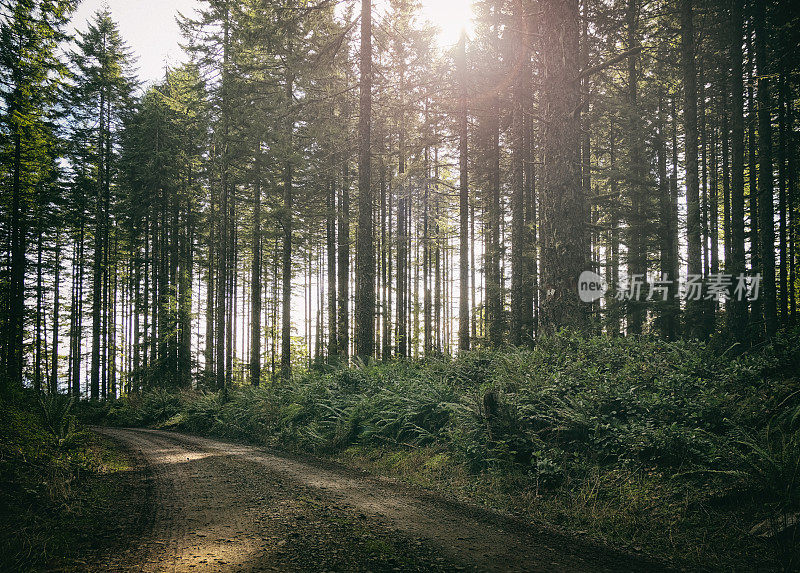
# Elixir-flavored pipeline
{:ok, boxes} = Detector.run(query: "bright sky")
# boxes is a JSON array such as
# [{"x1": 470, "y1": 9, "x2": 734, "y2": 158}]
[
  {"x1": 70, "y1": 0, "x2": 474, "y2": 83},
  {"x1": 70, "y1": 0, "x2": 201, "y2": 84},
  {"x1": 416, "y1": 0, "x2": 474, "y2": 46}
]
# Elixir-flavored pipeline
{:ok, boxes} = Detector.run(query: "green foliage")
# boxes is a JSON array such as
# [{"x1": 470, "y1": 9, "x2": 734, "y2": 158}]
[
  {"x1": 0, "y1": 390, "x2": 126, "y2": 570},
  {"x1": 37, "y1": 393, "x2": 76, "y2": 445},
  {"x1": 722, "y1": 403, "x2": 800, "y2": 568},
  {"x1": 87, "y1": 331, "x2": 800, "y2": 568},
  {"x1": 94, "y1": 331, "x2": 799, "y2": 476}
]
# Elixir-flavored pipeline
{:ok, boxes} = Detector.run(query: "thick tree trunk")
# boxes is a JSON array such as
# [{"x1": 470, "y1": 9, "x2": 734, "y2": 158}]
[
  {"x1": 35, "y1": 225, "x2": 43, "y2": 392},
  {"x1": 355, "y1": 0, "x2": 374, "y2": 360},
  {"x1": 788, "y1": 82, "x2": 797, "y2": 324},
  {"x1": 778, "y1": 75, "x2": 788, "y2": 324},
  {"x1": 487, "y1": 93, "x2": 503, "y2": 347},
  {"x1": 538, "y1": 0, "x2": 587, "y2": 334},
  {"x1": 658, "y1": 92, "x2": 676, "y2": 340},
  {"x1": 511, "y1": 28, "x2": 527, "y2": 346},
  {"x1": 754, "y1": 0, "x2": 778, "y2": 338},
  {"x1": 670, "y1": 96, "x2": 682, "y2": 336},
  {"x1": 523, "y1": 52, "x2": 537, "y2": 343},
  {"x1": 216, "y1": 12, "x2": 230, "y2": 392},
  {"x1": 722, "y1": 83, "x2": 731, "y2": 275},
  {"x1": 627, "y1": 0, "x2": 645, "y2": 334}
]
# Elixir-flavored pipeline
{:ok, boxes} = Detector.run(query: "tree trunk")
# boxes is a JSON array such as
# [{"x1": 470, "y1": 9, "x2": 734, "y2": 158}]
[
  {"x1": 281, "y1": 71, "x2": 294, "y2": 380},
  {"x1": 778, "y1": 75, "x2": 788, "y2": 324},
  {"x1": 51, "y1": 232, "x2": 60, "y2": 393},
  {"x1": 658, "y1": 91, "x2": 676, "y2": 340},
  {"x1": 355, "y1": 0, "x2": 374, "y2": 360},
  {"x1": 6, "y1": 125, "x2": 26, "y2": 389},
  {"x1": 457, "y1": 32, "x2": 470, "y2": 351},
  {"x1": 90, "y1": 87, "x2": 106, "y2": 400},
  {"x1": 682, "y1": 0, "x2": 703, "y2": 338},
  {"x1": 747, "y1": 23, "x2": 762, "y2": 332},
  {"x1": 754, "y1": 0, "x2": 777, "y2": 338},
  {"x1": 627, "y1": 0, "x2": 645, "y2": 334},
  {"x1": 338, "y1": 163, "x2": 350, "y2": 360},
  {"x1": 423, "y1": 112, "x2": 432, "y2": 356},
  {"x1": 728, "y1": 0, "x2": 748, "y2": 341},
  {"x1": 35, "y1": 224, "x2": 43, "y2": 392},
  {"x1": 250, "y1": 150, "x2": 262, "y2": 386},
  {"x1": 327, "y1": 177, "x2": 338, "y2": 359},
  {"x1": 538, "y1": 0, "x2": 587, "y2": 334},
  {"x1": 216, "y1": 10, "x2": 230, "y2": 392}
]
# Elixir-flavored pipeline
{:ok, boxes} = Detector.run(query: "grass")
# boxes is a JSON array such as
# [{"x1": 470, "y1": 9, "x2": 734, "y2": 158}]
[
  {"x1": 0, "y1": 390, "x2": 148, "y2": 572},
  {"x1": 81, "y1": 329, "x2": 800, "y2": 570}
]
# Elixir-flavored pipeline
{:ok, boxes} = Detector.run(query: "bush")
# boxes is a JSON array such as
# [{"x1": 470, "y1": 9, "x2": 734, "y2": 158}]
[
  {"x1": 38, "y1": 393, "x2": 76, "y2": 445},
  {"x1": 90, "y1": 331, "x2": 800, "y2": 478}
]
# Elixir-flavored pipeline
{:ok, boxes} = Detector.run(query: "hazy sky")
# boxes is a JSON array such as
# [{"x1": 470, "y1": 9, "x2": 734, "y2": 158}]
[
  {"x1": 70, "y1": 0, "x2": 473, "y2": 84},
  {"x1": 70, "y1": 0, "x2": 202, "y2": 84}
]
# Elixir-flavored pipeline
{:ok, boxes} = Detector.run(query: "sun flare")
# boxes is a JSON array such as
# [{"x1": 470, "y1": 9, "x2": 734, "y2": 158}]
[{"x1": 419, "y1": 0, "x2": 475, "y2": 47}]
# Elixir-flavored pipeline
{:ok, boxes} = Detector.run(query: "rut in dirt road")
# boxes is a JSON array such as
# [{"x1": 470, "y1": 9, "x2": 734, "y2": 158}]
[{"x1": 95, "y1": 427, "x2": 669, "y2": 573}]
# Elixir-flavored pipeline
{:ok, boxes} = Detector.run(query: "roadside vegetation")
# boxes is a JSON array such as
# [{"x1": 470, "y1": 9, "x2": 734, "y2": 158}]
[
  {"x1": 81, "y1": 330, "x2": 800, "y2": 570},
  {"x1": 0, "y1": 392, "x2": 147, "y2": 572}
]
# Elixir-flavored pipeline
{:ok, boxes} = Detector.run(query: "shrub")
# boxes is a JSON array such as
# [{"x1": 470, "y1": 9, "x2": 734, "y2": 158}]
[
  {"x1": 82, "y1": 334, "x2": 800, "y2": 492},
  {"x1": 38, "y1": 393, "x2": 76, "y2": 445}
]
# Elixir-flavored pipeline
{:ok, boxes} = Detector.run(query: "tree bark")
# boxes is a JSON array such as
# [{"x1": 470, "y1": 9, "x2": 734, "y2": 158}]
[
  {"x1": 338, "y1": 163, "x2": 350, "y2": 360},
  {"x1": 281, "y1": 70, "x2": 294, "y2": 380},
  {"x1": 457, "y1": 32, "x2": 470, "y2": 351},
  {"x1": 728, "y1": 0, "x2": 748, "y2": 340},
  {"x1": 538, "y1": 0, "x2": 587, "y2": 334},
  {"x1": 327, "y1": 177, "x2": 338, "y2": 359},
  {"x1": 51, "y1": 232, "x2": 60, "y2": 393},
  {"x1": 754, "y1": 0, "x2": 778, "y2": 338},
  {"x1": 355, "y1": 0, "x2": 374, "y2": 360},
  {"x1": 682, "y1": 0, "x2": 703, "y2": 338},
  {"x1": 250, "y1": 150, "x2": 262, "y2": 386}
]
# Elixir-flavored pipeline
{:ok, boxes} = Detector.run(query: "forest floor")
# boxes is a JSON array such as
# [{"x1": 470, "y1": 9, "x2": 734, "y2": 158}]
[{"x1": 91, "y1": 427, "x2": 671, "y2": 573}]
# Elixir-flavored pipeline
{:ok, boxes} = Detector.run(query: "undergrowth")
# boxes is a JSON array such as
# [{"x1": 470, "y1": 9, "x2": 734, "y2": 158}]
[
  {"x1": 82, "y1": 329, "x2": 800, "y2": 570},
  {"x1": 0, "y1": 391, "x2": 137, "y2": 571}
]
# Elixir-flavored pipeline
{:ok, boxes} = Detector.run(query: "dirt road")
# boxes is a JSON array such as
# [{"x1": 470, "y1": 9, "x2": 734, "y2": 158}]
[{"x1": 93, "y1": 428, "x2": 668, "y2": 572}]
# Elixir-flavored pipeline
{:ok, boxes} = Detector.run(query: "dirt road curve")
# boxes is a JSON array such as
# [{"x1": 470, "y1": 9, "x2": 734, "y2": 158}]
[{"x1": 93, "y1": 428, "x2": 668, "y2": 573}]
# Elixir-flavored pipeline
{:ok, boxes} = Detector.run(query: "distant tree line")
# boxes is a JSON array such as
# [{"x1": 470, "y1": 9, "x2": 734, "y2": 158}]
[{"x1": 1, "y1": 0, "x2": 798, "y2": 397}]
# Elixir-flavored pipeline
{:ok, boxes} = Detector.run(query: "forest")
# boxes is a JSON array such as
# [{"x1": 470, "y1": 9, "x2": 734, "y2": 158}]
[{"x1": 1, "y1": 0, "x2": 800, "y2": 571}]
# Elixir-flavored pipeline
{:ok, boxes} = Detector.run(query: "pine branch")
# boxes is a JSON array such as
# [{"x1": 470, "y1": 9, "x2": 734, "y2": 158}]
[{"x1": 574, "y1": 47, "x2": 643, "y2": 82}]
